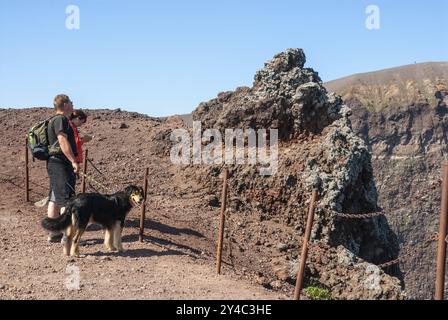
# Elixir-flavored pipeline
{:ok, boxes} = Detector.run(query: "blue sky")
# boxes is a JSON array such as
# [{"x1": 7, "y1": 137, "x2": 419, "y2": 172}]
[{"x1": 0, "y1": 0, "x2": 447, "y2": 116}]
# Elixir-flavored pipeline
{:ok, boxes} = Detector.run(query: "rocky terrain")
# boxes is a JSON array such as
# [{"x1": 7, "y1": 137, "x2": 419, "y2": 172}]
[
  {"x1": 185, "y1": 49, "x2": 404, "y2": 299},
  {"x1": 0, "y1": 107, "x2": 288, "y2": 300},
  {"x1": 325, "y1": 62, "x2": 448, "y2": 299},
  {"x1": 3, "y1": 49, "x2": 444, "y2": 300}
]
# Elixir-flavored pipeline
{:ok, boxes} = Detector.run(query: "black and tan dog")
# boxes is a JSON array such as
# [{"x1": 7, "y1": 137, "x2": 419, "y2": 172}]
[{"x1": 42, "y1": 185, "x2": 144, "y2": 256}]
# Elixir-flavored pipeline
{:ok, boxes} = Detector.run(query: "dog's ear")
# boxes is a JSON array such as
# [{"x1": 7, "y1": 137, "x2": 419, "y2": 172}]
[{"x1": 124, "y1": 185, "x2": 134, "y2": 194}]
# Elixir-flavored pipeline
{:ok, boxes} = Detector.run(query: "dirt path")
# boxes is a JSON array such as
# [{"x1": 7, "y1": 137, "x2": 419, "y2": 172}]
[
  {"x1": 0, "y1": 182, "x2": 287, "y2": 300},
  {"x1": 0, "y1": 108, "x2": 293, "y2": 300}
]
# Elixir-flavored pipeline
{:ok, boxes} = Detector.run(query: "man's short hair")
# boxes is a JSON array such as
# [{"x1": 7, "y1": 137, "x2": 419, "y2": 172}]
[{"x1": 53, "y1": 94, "x2": 71, "y2": 111}]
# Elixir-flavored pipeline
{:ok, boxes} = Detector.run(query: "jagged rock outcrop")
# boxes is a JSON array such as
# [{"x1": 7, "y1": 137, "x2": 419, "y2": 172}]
[
  {"x1": 193, "y1": 49, "x2": 342, "y2": 139},
  {"x1": 180, "y1": 49, "x2": 404, "y2": 299}
]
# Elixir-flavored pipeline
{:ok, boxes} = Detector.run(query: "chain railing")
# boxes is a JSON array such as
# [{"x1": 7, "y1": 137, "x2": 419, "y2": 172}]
[
  {"x1": 316, "y1": 205, "x2": 385, "y2": 219},
  {"x1": 314, "y1": 204, "x2": 439, "y2": 268},
  {"x1": 17, "y1": 145, "x2": 448, "y2": 299},
  {"x1": 78, "y1": 171, "x2": 114, "y2": 193}
]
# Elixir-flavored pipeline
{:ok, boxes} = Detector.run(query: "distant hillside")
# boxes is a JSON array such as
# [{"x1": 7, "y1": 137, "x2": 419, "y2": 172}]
[{"x1": 325, "y1": 62, "x2": 448, "y2": 111}]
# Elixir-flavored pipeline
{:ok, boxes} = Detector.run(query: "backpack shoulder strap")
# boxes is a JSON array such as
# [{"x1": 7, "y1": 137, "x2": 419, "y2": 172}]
[
  {"x1": 47, "y1": 114, "x2": 63, "y2": 124},
  {"x1": 46, "y1": 115, "x2": 62, "y2": 147},
  {"x1": 46, "y1": 114, "x2": 67, "y2": 155}
]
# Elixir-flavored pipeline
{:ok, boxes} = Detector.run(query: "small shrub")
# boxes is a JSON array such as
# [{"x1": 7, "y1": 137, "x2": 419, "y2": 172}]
[{"x1": 304, "y1": 286, "x2": 331, "y2": 300}]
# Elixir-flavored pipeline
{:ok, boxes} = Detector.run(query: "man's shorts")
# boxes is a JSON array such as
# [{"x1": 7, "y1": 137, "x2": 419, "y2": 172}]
[{"x1": 47, "y1": 157, "x2": 76, "y2": 207}]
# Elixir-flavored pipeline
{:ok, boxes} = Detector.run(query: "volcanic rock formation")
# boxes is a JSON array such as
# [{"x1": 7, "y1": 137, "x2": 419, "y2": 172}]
[{"x1": 182, "y1": 49, "x2": 403, "y2": 299}]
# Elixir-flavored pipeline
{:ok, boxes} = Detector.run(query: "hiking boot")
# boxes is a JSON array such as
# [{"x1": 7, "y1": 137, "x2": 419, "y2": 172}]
[
  {"x1": 47, "y1": 232, "x2": 63, "y2": 243},
  {"x1": 34, "y1": 196, "x2": 49, "y2": 208}
]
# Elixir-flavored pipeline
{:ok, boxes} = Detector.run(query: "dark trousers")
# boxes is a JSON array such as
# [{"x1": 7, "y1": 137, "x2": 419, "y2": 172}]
[{"x1": 47, "y1": 157, "x2": 76, "y2": 207}]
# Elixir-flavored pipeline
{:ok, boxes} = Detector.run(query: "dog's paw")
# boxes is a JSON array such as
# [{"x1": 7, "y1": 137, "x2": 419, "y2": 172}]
[
  {"x1": 106, "y1": 247, "x2": 118, "y2": 252},
  {"x1": 70, "y1": 249, "x2": 80, "y2": 257},
  {"x1": 117, "y1": 247, "x2": 126, "y2": 253}
]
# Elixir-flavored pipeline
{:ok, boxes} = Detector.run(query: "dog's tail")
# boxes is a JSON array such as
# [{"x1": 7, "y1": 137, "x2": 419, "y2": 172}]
[{"x1": 41, "y1": 203, "x2": 73, "y2": 231}]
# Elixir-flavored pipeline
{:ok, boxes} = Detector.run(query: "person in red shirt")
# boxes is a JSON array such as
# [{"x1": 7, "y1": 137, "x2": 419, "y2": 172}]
[{"x1": 69, "y1": 110, "x2": 92, "y2": 163}]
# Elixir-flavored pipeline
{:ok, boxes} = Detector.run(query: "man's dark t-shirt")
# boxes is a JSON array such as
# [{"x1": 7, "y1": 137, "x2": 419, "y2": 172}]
[{"x1": 47, "y1": 115, "x2": 77, "y2": 166}]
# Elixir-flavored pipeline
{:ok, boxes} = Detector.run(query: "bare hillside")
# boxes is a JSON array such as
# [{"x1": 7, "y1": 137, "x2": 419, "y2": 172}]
[{"x1": 325, "y1": 62, "x2": 448, "y2": 111}]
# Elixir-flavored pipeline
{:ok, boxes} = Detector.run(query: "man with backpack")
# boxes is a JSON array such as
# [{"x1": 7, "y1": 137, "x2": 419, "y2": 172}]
[{"x1": 45, "y1": 94, "x2": 79, "y2": 242}]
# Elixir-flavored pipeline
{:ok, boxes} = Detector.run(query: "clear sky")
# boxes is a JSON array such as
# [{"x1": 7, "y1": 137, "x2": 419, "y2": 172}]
[{"x1": 0, "y1": 0, "x2": 447, "y2": 116}]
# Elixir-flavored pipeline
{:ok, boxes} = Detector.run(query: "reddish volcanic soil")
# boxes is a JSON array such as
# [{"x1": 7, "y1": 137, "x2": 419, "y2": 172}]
[{"x1": 0, "y1": 107, "x2": 290, "y2": 300}]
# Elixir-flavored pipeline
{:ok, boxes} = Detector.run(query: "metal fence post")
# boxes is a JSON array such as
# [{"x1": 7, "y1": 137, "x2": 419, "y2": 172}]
[
  {"x1": 81, "y1": 149, "x2": 88, "y2": 193},
  {"x1": 294, "y1": 189, "x2": 318, "y2": 300},
  {"x1": 139, "y1": 167, "x2": 149, "y2": 242},
  {"x1": 435, "y1": 163, "x2": 448, "y2": 300},
  {"x1": 25, "y1": 138, "x2": 29, "y2": 202},
  {"x1": 216, "y1": 168, "x2": 228, "y2": 275}
]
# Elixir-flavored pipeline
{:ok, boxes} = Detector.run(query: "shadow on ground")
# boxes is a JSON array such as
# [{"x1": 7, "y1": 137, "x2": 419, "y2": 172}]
[{"x1": 127, "y1": 218, "x2": 205, "y2": 238}]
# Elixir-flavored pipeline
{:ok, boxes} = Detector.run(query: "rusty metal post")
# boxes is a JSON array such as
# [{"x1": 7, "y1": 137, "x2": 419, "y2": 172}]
[
  {"x1": 81, "y1": 149, "x2": 88, "y2": 193},
  {"x1": 216, "y1": 168, "x2": 228, "y2": 275},
  {"x1": 139, "y1": 167, "x2": 149, "y2": 242},
  {"x1": 294, "y1": 189, "x2": 318, "y2": 300},
  {"x1": 435, "y1": 163, "x2": 448, "y2": 300},
  {"x1": 25, "y1": 138, "x2": 29, "y2": 202}
]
